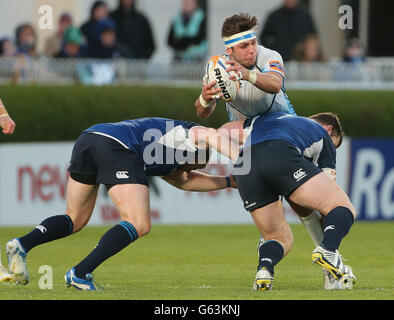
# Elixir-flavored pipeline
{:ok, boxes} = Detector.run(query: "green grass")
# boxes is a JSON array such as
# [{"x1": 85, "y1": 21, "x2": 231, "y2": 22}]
[{"x1": 0, "y1": 222, "x2": 393, "y2": 300}]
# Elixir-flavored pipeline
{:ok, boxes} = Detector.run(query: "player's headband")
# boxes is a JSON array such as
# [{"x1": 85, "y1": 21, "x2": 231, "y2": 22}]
[{"x1": 223, "y1": 30, "x2": 256, "y2": 49}]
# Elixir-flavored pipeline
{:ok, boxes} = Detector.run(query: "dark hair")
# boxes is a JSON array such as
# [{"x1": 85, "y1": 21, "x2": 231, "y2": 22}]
[
  {"x1": 90, "y1": 1, "x2": 107, "y2": 19},
  {"x1": 15, "y1": 24, "x2": 36, "y2": 45},
  {"x1": 221, "y1": 13, "x2": 258, "y2": 38},
  {"x1": 309, "y1": 112, "x2": 344, "y2": 147}
]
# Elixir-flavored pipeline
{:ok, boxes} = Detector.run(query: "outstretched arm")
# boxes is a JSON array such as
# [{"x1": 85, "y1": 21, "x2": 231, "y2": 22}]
[
  {"x1": 188, "y1": 121, "x2": 245, "y2": 161},
  {"x1": 162, "y1": 169, "x2": 236, "y2": 191}
]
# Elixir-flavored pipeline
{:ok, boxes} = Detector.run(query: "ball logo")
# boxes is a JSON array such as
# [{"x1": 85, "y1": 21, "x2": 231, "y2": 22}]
[{"x1": 214, "y1": 68, "x2": 231, "y2": 100}]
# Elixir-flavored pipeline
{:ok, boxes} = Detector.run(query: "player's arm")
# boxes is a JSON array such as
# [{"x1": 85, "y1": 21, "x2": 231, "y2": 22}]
[
  {"x1": 189, "y1": 122, "x2": 245, "y2": 161},
  {"x1": 249, "y1": 70, "x2": 283, "y2": 94},
  {"x1": 162, "y1": 169, "x2": 236, "y2": 191},
  {"x1": 194, "y1": 77, "x2": 222, "y2": 119},
  {"x1": 226, "y1": 58, "x2": 283, "y2": 94},
  {"x1": 0, "y1": 98, "x2": 16, "y2": 135}
]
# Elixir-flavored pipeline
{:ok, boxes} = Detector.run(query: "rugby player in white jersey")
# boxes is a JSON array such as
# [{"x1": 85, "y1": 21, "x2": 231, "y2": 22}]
[{"x1": 194, "y1": 13, "x2": 352, "y2": 290}]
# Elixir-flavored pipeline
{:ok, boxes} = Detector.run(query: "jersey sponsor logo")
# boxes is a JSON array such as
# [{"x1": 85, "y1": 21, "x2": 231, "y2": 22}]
[
  {"x1": 116, "y1": 171, "x2": 129, "y2": 179},
  {"x1": 293, "y1": 168, "x2": 307, "y2": 181}
]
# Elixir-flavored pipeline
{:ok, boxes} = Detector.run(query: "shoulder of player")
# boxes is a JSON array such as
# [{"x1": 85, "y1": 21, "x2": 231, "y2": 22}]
[{"x1": 256, "y1": 45, "x2": 284, "y2": 68}]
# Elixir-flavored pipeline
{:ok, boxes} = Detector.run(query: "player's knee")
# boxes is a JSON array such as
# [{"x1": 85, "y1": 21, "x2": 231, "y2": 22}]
[
  {"x1": 123, "y1": 218, "x2": 151, "y2": 238},
  {"x1": 265, "y1": 229, "x2": 293, "y2": 256},
  {"x1": 136, "y1": 221, "x2": 151, "y2": 237},
  {"x1": 326, "y1": 201, "x2": 357, "y2": 220},
  {"x1": 65, "y1": 211, "x2": 89, "y2": 233}
]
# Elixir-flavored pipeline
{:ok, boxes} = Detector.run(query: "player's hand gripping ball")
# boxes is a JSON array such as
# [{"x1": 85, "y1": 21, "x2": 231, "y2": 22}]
[{"x1": 206, "y1": 55, "x2": 240, "y2": 102}]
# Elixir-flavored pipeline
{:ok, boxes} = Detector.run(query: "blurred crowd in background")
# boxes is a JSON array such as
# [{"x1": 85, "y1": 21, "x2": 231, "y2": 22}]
[
  {"x1": 0, "y1": 0, "x2": 380, "y2": 86},
  {"x1": 0, "y1": 0, "x2": 367, "y2": 64}
]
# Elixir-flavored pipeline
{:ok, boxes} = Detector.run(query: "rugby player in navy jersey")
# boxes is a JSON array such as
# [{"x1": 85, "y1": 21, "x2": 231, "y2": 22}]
[
  {"x1": 5, "y1": 117, "x2": 236, "y2": 290},
  {"x1": 190, "y1": 112, "x2": 357, "y2": 291},
  {"x1": 193, "y1": 13, "x2": 347, "y2": 289}
]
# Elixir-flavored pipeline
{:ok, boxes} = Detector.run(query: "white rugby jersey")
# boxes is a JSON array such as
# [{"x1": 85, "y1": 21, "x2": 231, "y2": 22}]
[{"x1": 224, "y1": 45, "x2": 296, "y2": 121}]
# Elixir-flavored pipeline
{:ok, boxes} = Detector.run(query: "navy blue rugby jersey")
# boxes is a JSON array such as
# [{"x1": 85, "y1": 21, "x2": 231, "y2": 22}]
[
  {"x1": 243, "y1": 112, "x2": 336, "y2": 169},
  {"x1": 83, "y1": 117, "x2": 201, "y2": 176}
]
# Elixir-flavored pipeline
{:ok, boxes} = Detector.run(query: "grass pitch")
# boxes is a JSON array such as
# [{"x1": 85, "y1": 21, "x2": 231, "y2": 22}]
[{"x1": 0, "y1": 222, "x2": 393, "y2": 300}]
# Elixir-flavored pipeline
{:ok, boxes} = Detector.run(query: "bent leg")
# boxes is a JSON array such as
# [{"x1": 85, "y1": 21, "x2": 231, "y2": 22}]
[
  {"x1": 17, "y1": 177, "x2": 98, "y2": 253},
  {"x1": 65, "y1": 176, "x2": 99, "y2": 232},
  {"x1": 250, "y1": 200, "x2": 294, "y2": 272},
  {"x1": 73, "y1": 183, "x2": 150, "y2": 279},
  {"x1": 289, "y1": 172, "x2": 356, "y2": 218},
  {"x1": 107, "y1": 183, "x2": 151, "y2": 237},
  {"x1": 287, "y1": 198, "x2": 323, "y2": 247},
  {"x1": 289, "y1": 172, "x2": 355, "y2": 252}
]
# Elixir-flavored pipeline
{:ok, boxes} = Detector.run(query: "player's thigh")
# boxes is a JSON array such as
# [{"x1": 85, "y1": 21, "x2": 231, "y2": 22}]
[
  {"x1": 286, "y1": 198, "x2": 313, "y2": 218},
  {"x1": 250, "y1": 200, "x2": 294, "y2": 256},
  {"x1": 288, "y1": 172, "x2": 356, "y2": 218},
  {"x1": 107, "y1": 183, "x2": 151, "y2": 237},
  {"x1": 65, "y1": 176, "x2": 99, "y2": 232}
]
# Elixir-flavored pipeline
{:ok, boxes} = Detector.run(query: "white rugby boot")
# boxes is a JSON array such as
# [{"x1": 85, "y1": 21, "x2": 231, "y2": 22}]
[
  {"x1": 253, "y1": 267, "x2": 274, "y2": 291},
  {"x1": 0, "y1": 265, "x2": 13, "y2": 283},
  {"x1": 312, "y1": 246, "x2": 347, "y2": 281},
  {"x1": 6, "y1": 239, "x2": 29, "y2": 285}
]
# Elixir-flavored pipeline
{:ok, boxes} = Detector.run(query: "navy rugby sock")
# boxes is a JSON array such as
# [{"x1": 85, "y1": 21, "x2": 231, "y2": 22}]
[
  {"x1": 258, "y1": 240, "x2": 284, "y2": 275},
  {"x1": 74, "y1": 221, "x2": 138, "y2": 279},
  {"x1": 321, "y1": 206, "x2": 354, "y2": 252},
  {"x1": 18, "y1": 214, "x2": 74, "y2": 253}
]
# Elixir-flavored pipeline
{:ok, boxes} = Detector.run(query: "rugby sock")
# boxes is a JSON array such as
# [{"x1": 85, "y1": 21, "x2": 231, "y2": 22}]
[
  {"x1": 73, "y1": 221, "x2": 138, "y2": 279},
  {"x1": 299, "y1": 210, "x2": 324, "y2": 247},
  {"x1": 18, "y1": 214, "x2": 74, "y2": 253},
  {"x1": 258, "y1": 240, "x2": 284, "y2": 275},
  {"x1": 321, "y1": 206, "x2": 354, "y2": 252}
]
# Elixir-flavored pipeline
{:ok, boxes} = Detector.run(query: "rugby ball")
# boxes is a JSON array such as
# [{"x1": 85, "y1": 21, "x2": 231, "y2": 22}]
[{"x1": 206, "y1": 55, "x2": 240, "y2": 102}]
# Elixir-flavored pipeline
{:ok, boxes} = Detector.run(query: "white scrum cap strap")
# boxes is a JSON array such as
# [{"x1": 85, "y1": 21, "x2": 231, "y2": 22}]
[{"x1": 223, "y1": 29, "x2": 256, "y2": 49}]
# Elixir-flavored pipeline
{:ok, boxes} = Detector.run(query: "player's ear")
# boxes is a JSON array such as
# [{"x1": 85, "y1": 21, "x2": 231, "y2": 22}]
[
  {"x1": 326, "y1": 124, "x2": 333, "y2": 136},
  {"x1": 226, "y1": 47, "x2": 233, "y2": 57}
]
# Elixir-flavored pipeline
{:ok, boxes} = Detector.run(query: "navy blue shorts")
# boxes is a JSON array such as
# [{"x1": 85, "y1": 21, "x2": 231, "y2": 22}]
[
  {"x1": 233, "y1": 140, "x2": 322, "y2": 211},
  {"x1": 68, "y1": 133, "x2": 148, "y2": 187}
]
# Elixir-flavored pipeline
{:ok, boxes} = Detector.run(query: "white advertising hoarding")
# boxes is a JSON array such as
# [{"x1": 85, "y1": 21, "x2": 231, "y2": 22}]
[{"x1": 0, "y1": 140, "x2": 350, "y2": 226}]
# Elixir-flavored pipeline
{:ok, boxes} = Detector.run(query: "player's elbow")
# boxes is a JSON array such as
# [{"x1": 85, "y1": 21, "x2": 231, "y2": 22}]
[
  {"x1": 272, "y1": 84, "x2": 281, "y2": 94},
  {"x1": 195, "y1": 104, "x2": 212, "y2": 119},
  {"x1": 270, "y1": 81, "x2": 282, "y2": 94},
  {"x1": 197, "y1": 108, "x2": 210, "y2": 119},
  {"x1": 265, "y1": 74, "x2": 283, "y2": 94}
]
